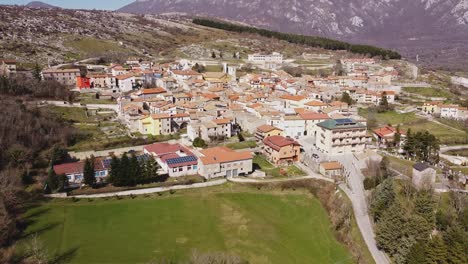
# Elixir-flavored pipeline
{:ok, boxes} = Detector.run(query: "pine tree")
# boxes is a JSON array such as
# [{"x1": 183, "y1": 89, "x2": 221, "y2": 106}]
[
  {"x1": 376, "y1": 200, "x2": 406, "y2": 254},
  {"x1": 129, "y1": 153, "x2": 140, "y2": 186},
  {"x1": 83, "y1": 157, "x2": 96, "y2": 187},
  {"x1": 414, "y1": 191, "x2": 436, "y2": 225},
  {"x1": 426, "y1": 236, "x2": 448, "y2": 264},
  {"x1": 340, "y1": 92, "x2": 354, "y2": 105},
  {"x1": 407, "y1": 242, "x2": 429, "y2": 264},
  {"x1": 47, "y1": 166, "x2": 59, "y2": 192},
  {"x1": 32, "y1": 63, "x2": 42, "y2": 82},
  {"x1": 371, "y1": 178, "x2": 396, "y2": 221},
  {"x1": 119, "y1": 153, "x2": 130, "y2": 186},
  {"x1": 108, "y1": 156, "x2": 121, "y2": 186},
  {"x1": 379, "y1": 91, "x2": 390, "y2": 112},
  {"x1": 211, "y1": 51, "x2": 216, "y2": 59},
  {"x1": 394, "y1": 125, "x2": 401, "y2": 147},
  {"x1": 444, "y1": 225, "x2": 467, "y2": 264}
]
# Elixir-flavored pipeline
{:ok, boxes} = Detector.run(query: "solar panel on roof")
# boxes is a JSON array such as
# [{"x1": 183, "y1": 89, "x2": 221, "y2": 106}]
[
  {"x1": 335, "y1": 118, "x2": 355, "y2": 125},
  {"x1": 166, "y1": 155, "x2": 197, "y2": 165}
]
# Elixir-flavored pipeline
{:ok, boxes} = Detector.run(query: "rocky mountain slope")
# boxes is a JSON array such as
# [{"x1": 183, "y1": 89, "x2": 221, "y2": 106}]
[{"x1": 119, "y1": 0, "x2": 468, "y2": 69}]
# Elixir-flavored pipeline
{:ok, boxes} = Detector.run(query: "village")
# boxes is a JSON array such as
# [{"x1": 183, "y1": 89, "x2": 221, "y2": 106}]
[{"x1": 3, "y1": 50, "x2": 466, "y2": 194}]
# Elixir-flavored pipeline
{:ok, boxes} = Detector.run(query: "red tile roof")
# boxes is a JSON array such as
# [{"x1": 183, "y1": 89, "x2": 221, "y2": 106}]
[
  {"x1": 199, "y1": 147, "x2": 252, "y2": 165},
  {"x1": 263, "y1": 136, "x2": 300, "y2": 151},
  {"x1": 298, "y1": 111, "x2": 330, "y2": 120}
]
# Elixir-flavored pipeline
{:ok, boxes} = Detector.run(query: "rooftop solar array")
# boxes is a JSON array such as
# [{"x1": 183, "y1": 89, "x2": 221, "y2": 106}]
[{"x1": 166, "y1": 155, "x2": 197, "y2": 165}]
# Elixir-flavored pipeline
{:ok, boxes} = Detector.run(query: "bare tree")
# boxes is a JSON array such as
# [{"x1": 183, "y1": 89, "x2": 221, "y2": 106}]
[{"x1": 25, "y1": 233, "x2": 48, "y2": 264}]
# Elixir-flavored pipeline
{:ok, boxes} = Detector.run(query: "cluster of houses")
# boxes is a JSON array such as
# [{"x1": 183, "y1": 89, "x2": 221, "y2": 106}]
[
  {"x1": 422, "y1": 101, "x2": 468, "y2": 120},
  {"x1": 47, "y1": 54, "x2": 448, "y2": 185}
]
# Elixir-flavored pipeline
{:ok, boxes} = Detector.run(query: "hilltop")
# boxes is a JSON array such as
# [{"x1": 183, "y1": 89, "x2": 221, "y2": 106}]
[{"x1": 26, "y1": 1, "x2": 59, "y2": 9}]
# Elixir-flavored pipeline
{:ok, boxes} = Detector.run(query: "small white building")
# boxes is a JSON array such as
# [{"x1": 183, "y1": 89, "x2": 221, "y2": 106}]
[
  {"x1": 412, "y1": 163, "x2": 436, "y2": 190},
  {"x1": 248, "y1": 52, "x2": 283, "y2": 64}
]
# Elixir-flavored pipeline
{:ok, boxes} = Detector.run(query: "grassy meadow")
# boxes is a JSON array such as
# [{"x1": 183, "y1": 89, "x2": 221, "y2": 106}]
[{"x1": 19, "y1": 185, "x2": 353, "y2": 264}]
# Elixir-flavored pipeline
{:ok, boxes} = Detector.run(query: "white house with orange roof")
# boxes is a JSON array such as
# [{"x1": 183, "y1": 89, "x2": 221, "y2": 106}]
[{"x1": 198, "y1": 146, "x2": 253, "y2": 179}]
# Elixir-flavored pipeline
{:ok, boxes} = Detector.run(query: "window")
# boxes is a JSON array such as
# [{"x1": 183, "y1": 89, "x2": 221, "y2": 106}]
[
  {"x1": 193, "y1": 165, "x2": 198, "y2": 170},
  {"x1": 173, "y1": 168, "x2": 177, "y2": 172},
  {"x1": 179, "y1": 167, "x2": 183, "y2": 172}
]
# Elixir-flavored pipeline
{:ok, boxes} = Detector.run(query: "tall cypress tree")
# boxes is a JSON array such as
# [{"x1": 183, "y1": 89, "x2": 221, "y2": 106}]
[
  {"x1": 108, "y1": 156, "x2": 121, "y2": 186},
  {"x1": 120, "y1": 153, "x2": 130, "y2": 186},
  {"x1": 376, "y1": 201, "x2": 406, "y2": 254},
  {"x1": 83, "y1": 157, "x2": 96, "y2": 187},
  {"x1": 426, "y1": 236, "x2": 448, "y2": 264},
  {"x1": 129, "y1": 153, "x2": 140, "y2": 186}
]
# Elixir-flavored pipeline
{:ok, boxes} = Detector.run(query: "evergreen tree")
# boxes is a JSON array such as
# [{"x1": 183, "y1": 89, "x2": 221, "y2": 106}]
[
  {"x1": 376, "y1": 201, "x2": 406, "y2": 254},
  {"x1": 32, "y1": 63, "x2": 42, "y2": 82},
  {"x1": 426, "y1": 236, "x2": 448, "y2": 264},
  {"x1": 371, "y1": 178, "x2": 396, "y2": 221},
  {"x1": 83, "y1": 157, "x2": 96, "y2": 187},
  {"x1": 119, "y1": 153, "x2": 130, "y2": 186},
  {"x1": 108, "y1": 155, "x2": 121, "y2": 186},
  {"x1": 211, "y1": 51, "x2": 216, "y2": 59},
  {"x1": 444, "y1": 225, "x2": 467, "y2": 264},
  {"x1": 414, "y1": 191, "x2": 436, "y2": 225},
  {"x1": 403, "y1": 129, "x2": 415, "y2": 159},
  {"x1": 340, "y1": 92, "x2": 354, "y2": 105},
  {"x1": 378, "y1": 92, "x2": 390, "y2": 112},
  {"x1": 47, "y1": 166, "x2": 59, "y2": 192},
  {"x1": 407, "y1": 242, "x2": 429, "y2": 264},
  {"x1": 129, "y1": 153, "x2": 140, "y2": 186},
  {"x1": 394, "y1": 125, "x2": 401, "y2": 147}
]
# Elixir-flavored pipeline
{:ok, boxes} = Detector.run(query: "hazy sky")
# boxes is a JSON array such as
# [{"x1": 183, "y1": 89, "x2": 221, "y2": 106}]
[{"x1": 0, "y1": 0, "x2": 134, "y2": 10}]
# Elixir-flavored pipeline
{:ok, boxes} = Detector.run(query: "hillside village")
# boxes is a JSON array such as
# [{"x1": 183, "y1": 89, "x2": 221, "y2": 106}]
[
  {"x1": 3, "y1": 44, "x2": 467, "y2": 191},
  {"x1": 1, "y1": 3, "x2": 468, "y2": 264}
]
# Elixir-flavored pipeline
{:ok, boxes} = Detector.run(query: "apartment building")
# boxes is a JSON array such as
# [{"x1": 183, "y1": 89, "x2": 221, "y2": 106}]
[
  {"x1": 198, "y1": 147, "x2": 253, "y2": 179},
  {"x1": 248, "y1": 52, "x2": 283, "y2": 64},
  {"x1": 42, "y1": 68, "x2": 81, "y2": 86},
  {"x1": 316, "y1": 118, "x2": 368, "y2": 155},
  {"x1": 139, "y1": 114, "x2": 172, "y2": 136},
  {"x1": 263, "y1": 136, "x2": 301, "y2": 165}
]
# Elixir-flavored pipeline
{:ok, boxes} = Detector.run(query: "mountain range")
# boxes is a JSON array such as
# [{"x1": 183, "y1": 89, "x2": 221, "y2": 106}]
[{"x1": 119, "y1": 0, "x2": 468, "y2": 69}]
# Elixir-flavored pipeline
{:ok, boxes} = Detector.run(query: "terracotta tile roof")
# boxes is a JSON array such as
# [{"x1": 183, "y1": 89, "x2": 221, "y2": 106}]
[
  {"x1": 320, "y1": 161, "x2": 343, "y2": 170},
  {"x1": 373, "y1": 126, "x2": 405, "y2": 138},
  {"x1": 305, "y1": 100, "x2": 326, "y2": 107},
  {"x1": 280, "y1": 95, "x2": 307, "y2": 101},
  {"x1": 257, "y1": 125, "x2": 282, "y2": 133},
  {"x1": 299, "y1": 111, "x2": 330, "y2": 120},
  {"x1": 150, "y1": 113, "x2": 171, "y2": 119},
  {"x1": 213, "y1": 118, "x2": 231, "y2": 125},
  {"x1": 141, "y1": 87, "x2": 166, "y2": 94},
  {"x1": 263, "y1": 136, "x2": 300, "y2": 151},
  {"x1": 199, "y1": 147, "x2": 252, "y2": 165}
]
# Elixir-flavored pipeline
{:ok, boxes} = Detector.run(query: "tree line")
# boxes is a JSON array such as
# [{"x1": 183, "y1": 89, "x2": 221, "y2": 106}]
[
  {"x1": 193, "y1": 18, "x2": 402, "y2": 59},
  {"x1": 403, "y1": 129, "x2": 440, "y2": 165},
  {"x1": 108, "y1": 153, "x2": 163, "y2": 187}
]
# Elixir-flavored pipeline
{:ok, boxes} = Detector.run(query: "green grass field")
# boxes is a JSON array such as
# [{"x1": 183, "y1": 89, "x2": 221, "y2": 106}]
[
  {"x1": 359, "y1": 109, "x2": 468, "y2": 144},
  {"x1": 402, "y1": 87, "x2": 454, "y2": 99},
  {"x1": 64, "y1": 37, "x2": 128, "y2": 56},
  {"x1": 20, "y1": 186, "x2": 352, "y2": 264}
]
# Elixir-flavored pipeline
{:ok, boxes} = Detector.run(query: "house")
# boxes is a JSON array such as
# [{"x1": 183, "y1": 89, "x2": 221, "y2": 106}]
[
  {"x1": 440, "y1": 105, "x2": 457, "y2": 119},
  {"x1": 42, "y1": 68, "x2": 81, "y2": 86},
  {"x1": 202, "y1": 72, "x2": 230, "y2": 83},
  {"x1": 263, "y1": 136, "x2": 301, "y2": 165},
  {"x1": 316, "y1": 118, "x2": 368, "y2": 155},
  {"x1": 299, "y1": 111, "x2": 330, "y2": 137},
  {"x1": 139, "y1": 87, "x2": 167, "y2": 99},
  {"x1": 76, "y1": 76, "x2": 91, "y2": 89},
  {"x1": 412, "y1": 163, "x2": 436, "y2": 190},
  {"x1": 199, "y1": 118, "x2": 233, "y2": 142},
  {"x1": 198, "y1": 146, "x2": 253, "y2": 179},
  {"x1": 116, "y1": 74, "x2": 136, "y2": 92},
  {"x1": 139, "y1": 114, "x2": 172, "y2": 136},
  {"x1": 319, "y1": 161, "x2": 343, "y2": 179},
  {"x1": 373, "y1": 126, "x2": 405, "y2": 148},
  {"x1": 53, "y1": 159, "x2": 109, "y2": 183},
  {"x1": 144, "y1": 143, "x2": 198, "y2": 177},
  {"x1": 278, "y1": 114, "x2": 306, "y2": 139},
  {"x1": 422, "y1": 101, "x2": 441, "y2": 115},
  {"x1": 255, "y1": 125, "x2": 283, "y2": 142}
]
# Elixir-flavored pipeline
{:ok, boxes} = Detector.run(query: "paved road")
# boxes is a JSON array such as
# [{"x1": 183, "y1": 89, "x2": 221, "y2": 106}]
[
  {"x1": 332, "y1": 154, "x2": 390, "y2": 264},
  {"x1": 42, "y1": 100, "x2": 119, "y2": 111}
]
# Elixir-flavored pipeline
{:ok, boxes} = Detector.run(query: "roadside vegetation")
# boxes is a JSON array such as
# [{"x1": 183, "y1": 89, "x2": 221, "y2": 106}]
[{"x1": 253, "y1": 155, "x2": 306, "y2": 178}]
